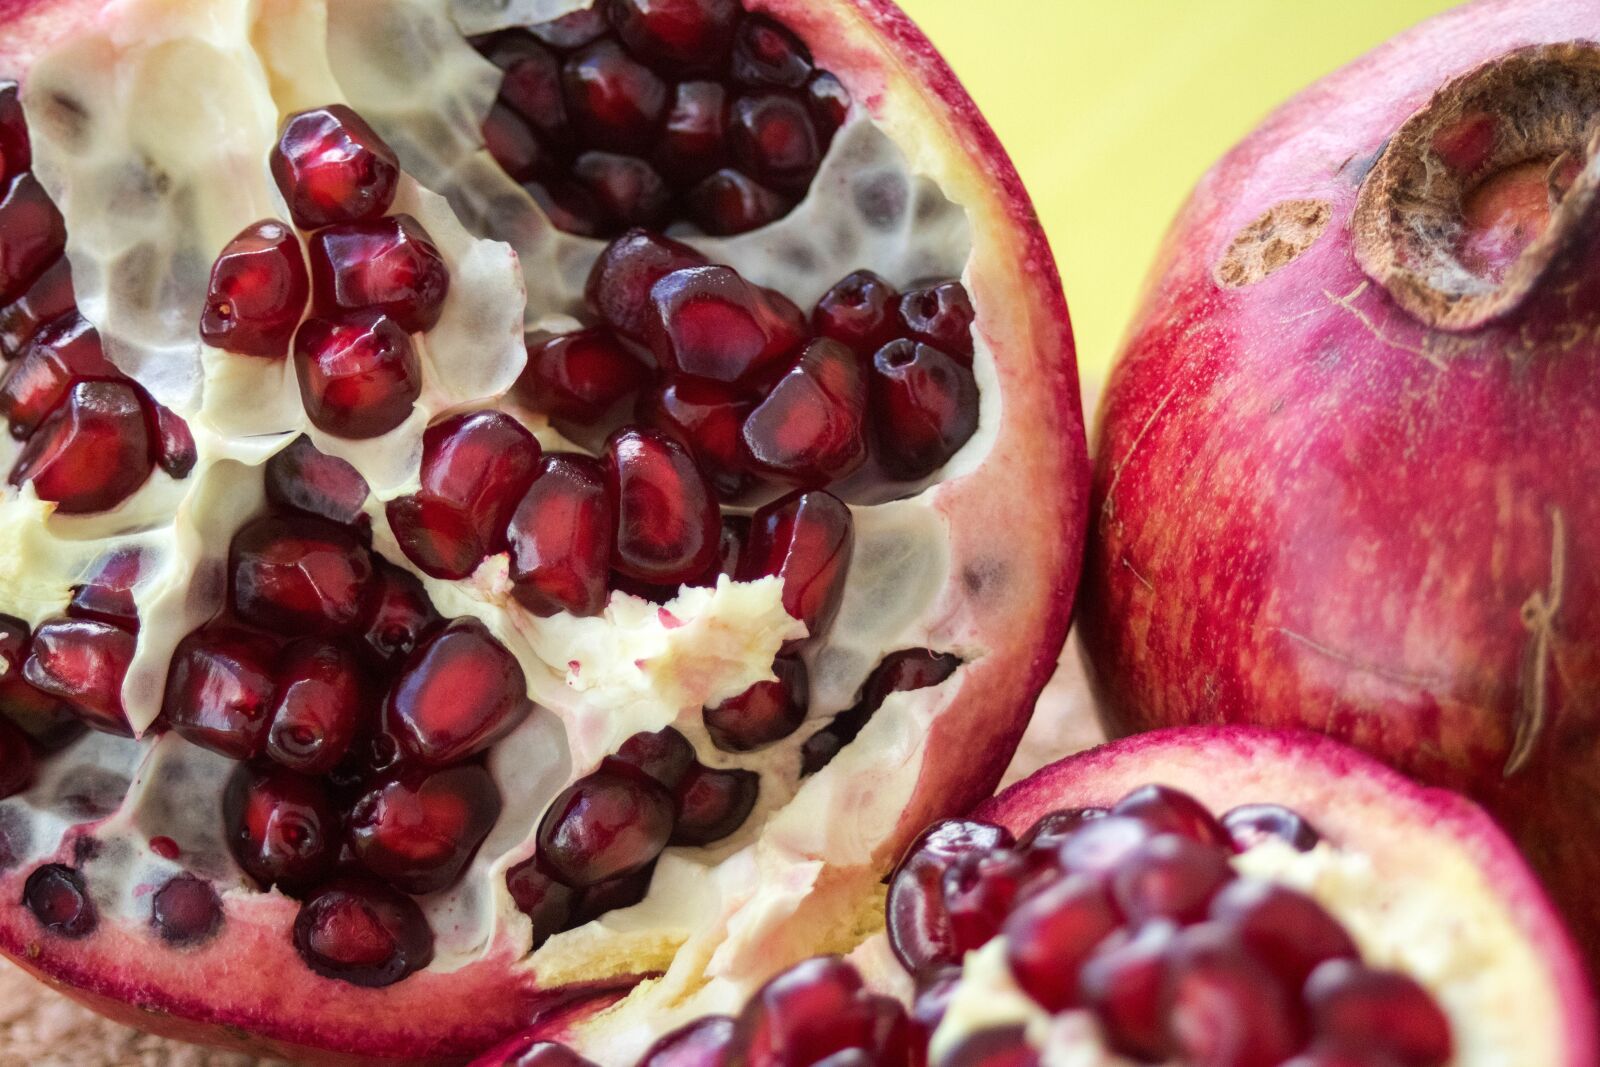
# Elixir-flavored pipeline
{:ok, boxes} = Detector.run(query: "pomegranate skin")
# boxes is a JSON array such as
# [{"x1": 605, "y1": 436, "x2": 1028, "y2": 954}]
[{"x1": 1081, "y1": 0, "x2": 1600, "y2": 971}]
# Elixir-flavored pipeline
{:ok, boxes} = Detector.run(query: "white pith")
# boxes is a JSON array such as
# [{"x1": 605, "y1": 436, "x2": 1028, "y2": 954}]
[{"x1": 0, "y1": 0, "x2": 1008, "y2": 1042}]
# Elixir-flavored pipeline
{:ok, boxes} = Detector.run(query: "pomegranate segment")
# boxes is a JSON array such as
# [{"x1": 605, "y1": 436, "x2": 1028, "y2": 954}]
[
  {"x1": 199, "y1": 219, "x2": 310, "y2": 359},
  {"x1": 604, "y1": 426, "x2": 722, "y2": 584},
  {"x1": 348, "y1": 764, "x2": 503, "y2": 895},
  {"x1": 507, "y1": 453, "x2": 616, "y2": 618},
  {"x1": 21, "y1": 617, "x2": 135, "y2": 736},
  {"x1": 307, "y1": 214, "x2": 451, "y2": 334},
  {"x1": 292, "y1": 877, "x2": 435, "y2": 988},
  {"x1": 271, "y1": 105, "x2": 401, "y2": 229},
  {"x1": 384, "y1": 619, "x2": 532, "y2": 768},
  {"x1": 293, "y1": 311, "x2": 423, "y2": 439},
  {"x1": 160, "y1": 624, "x2": 282, "y2": 760}
]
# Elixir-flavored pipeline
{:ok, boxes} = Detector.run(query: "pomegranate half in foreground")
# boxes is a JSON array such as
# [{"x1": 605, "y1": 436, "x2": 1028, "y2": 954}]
[
  {"x1": 0, "y1": 0, "x2": 1086, "y2": 1062},
  {"x1": 476, "y1": 728, "x2": 1597, "y2": 1066},
  {"x1": 1082, "y1": 0, "x2": 1600, "y2": 969}
]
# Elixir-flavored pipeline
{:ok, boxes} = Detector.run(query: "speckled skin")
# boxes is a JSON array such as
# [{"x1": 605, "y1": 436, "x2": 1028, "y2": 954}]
[{"x1": 1080, "y1": 0, "x2": 1600, "y2": 973}]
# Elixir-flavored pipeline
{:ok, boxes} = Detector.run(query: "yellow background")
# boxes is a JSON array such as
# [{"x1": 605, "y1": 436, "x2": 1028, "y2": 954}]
[{"x1": 898, "y1": 0, "x2": 1459, "y2": 377}]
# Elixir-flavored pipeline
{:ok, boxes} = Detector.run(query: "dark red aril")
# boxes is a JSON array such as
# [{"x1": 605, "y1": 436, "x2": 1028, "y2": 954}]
[
  {"x1": 293, "y1": 877, "x2": 434, "y2": 988},
  {"x1": 887, "y1": 819, "x2": 1013, "y2": 975},
  {"x1": 805, "y1": 72, "x2": 851, "y2": 135},
  {"x1": 741, "y1": 338, "x2": 868, "y2": 486},
  {"x1": 703, "y1": 654, "x2": 808, "y2": 752},
  {"x1": 11, "y1": 379, "x2": 153, "y2": 514},
  {"x1": 939, "y1": 1027, "x2": 1039, "y2": 1067},
  {"x1": 869, "y1": 339, "x2": 980, "y2": 481},
  {"x1": 670, "y1": 763, "x2": 758, "y2": 846},
  {"x1": 656, "y1": 81, "x2": 729, "y2": 183},
  {"x1": 229, "y1": 514, "x2": 376, "y2": 635},
  {"x1": 562, "y1": 41, "x2": 668, "y2": 153},
  {"x1": 608, "y1": 0, "x2": 740, "y2": 74},
  {"x1": 1080, "y1": 921, "x2": 1179, "y2": 1062},
  {"x1": 637, "y1": 1015, "x2": 736, "y2": 1067},
  {"x1": 508, "y1": 453, "x2": 616, "y2": 618},
  {"x1": 1111, "y1": 784, "x2": 1231, "y2": 849},
  {"x1": 526, "y1": 180, "x2": 609, "y2": 239},
  {"x1": 586, "y1": 229, "x2": 708, "y2": 343},
  {"x1": 568, "y1": 862, "x2": 657, "y2": 926},
  {"x1": 635, "y1": 377, "x2": 754, "y2": 501},
  {"x1": 1222, "y1": 803, "x2": 1322, "y2": 853},
  {"x1": 1110, "y1": 834, "x2": 1235, "y2": 924},
  {"x1": 383, "y1": 496, "x2": 485, "y2": 581},
  {"x1": 739, "y1": 489, "x2": 854, "y2": 642},
  {"x1": 0, "y1": 256, "x2": 74, "y2": 360},
  {"x1": 1162, "y1": 924, "x2": 1306, "y2": 1067},
  {"x1": 199, "y1": 219, "x2": 310, "y2": 359},
  {"x1": 224, "y1": 762, "x2": 341, "y2": 892},
  {"x1": 22, "y1": 617, "x2": 135, "y2": 736},
  {"x1": 684, "y1": 169, "x2": 793, "y2": 236},
  {"x1": 1305, "y1": 961, "x2": 1453, "y2": 1067},
  {"x1": 151, "y1": 403, "x2": 197, "y2": 479},
  {"x1": 1002, "y1": 874, "x2": 1120, "y2": 1011},
  {"x1": 266, "y1": 638, "x2": 368, "y2": 775},
  {"x1": 293, "y1": 311, "x2": 422, "y2": 439},
  {"x1": 0, "y1": 717, "x2": 34, "y2": 799},
  {"x1": 151, "y1": 874, "x2": 224, "y2": 947},
  {"x1": 1057, "y1": 816, "x2": 1156, "y2": 877},
  {"x1": 271, "y1": 105, "x2": 401, "y2": 229},
  {"x1": 1208, "y1": 879, "x2": 1360, "y2": 990},
  {"x1": 942, "y1": 849, "x2": 1033, "y2": 958},
  {"x1": 516, "y1": 328, "x2": 650, "y2": 425},
  {"x1": 23, "y1": 864, "x2": 96, "y2": 938},
  {"x1": 385, "y1": 619, "x2": 531, "y2": 768},
  {"x1": 505, "y1": 857, "x2": 576, "y2": 948},
  {"x1": 898, "y1": 282, "x2": 975, "y2": 363},
  {"x1": 484, "y1": 101, "x2": 555, "y2": 183},
  {"x1": 264, "y1": 434, "x2": 372, "y2": 529},
  {"x1": 0, "y1": 175, "x2": 66, "y2": 303},
  {"x1": 67, "y1": 549, "x2": 142, "y2": 629},
  {"x1": 348, "y1": 764, "x2": 502, "y2": 895},
  {"x1": 727, "y1": 956, "x2": 912, "y2": 1067},
  {"x1": 161, "y1": 624, "x2": 283, "y2": 760},
  {"x1": 0, "y1": 81, "x2": 31, "y2": 186},
  {"x1": 503, "y1": 1043, "x2": 601, "y2": 1067},
  {"x1": 729, "y1": 15, "x2": 814, "y2": 90},
  {"x1": 536, "y1": 762, "x2": 676, "y2": 887},
  {"x1": 487, "y1": 37, "x2": 569, "y2": 144},
  {"x1": 359, "y1": 560, "x2": 442, "y2": 664},
  {"x1": 814, "y1": 271, "x2": 899, "y2": 354},
  {"x1": 803, "y1": 648, "x2": 961, "y2": 776},
  {"x1": 0, "y1": 311, "x2": 118, "y2": 437},
  {"x1": 614, "y1": 728, "x2": 697, "y2": 790},
  {"x1": 645, "y1": 265, "x2": 806, "y2": 387},
  {"x1": 1018, "y1": 808, "x2": 1108, "y2": 852},
  {"x1": 530, "y1": 8, "x2": 610, "y2": 50},
  {"x1": 728, "y1": 94, "x2": 821, "y2": 194},
  {"x1": 604, "y1": 426, "x2": 722, "y2": 585},
  {"x1": 573, "y1": 151, "x2": 671, "y2": 230},
  {"x1": 307, "y1": 214, "x2": 450, "y2": 334}
]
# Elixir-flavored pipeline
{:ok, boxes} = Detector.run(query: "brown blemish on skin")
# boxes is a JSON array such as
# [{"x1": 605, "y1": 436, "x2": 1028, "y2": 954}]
[{"x1": 1214, "y1": 199, "x2": 1331, "y2": 288}]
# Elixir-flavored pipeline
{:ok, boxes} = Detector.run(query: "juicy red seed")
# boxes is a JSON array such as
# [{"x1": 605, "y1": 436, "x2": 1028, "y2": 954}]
[
  {"x1": 568, "y1": 862, "x2": 656, "y2": 926},
  {"x1": 608, "y1": 0, "x2": 739, "y2": 73},
  {"x1": 1111, "y1": 834, "x2": 1235, "y2": 924},
  {"x1": 1111, "y1": 784, "x2": 1230, "y2": 848},
  {"x1": 940, "y1": 1026, "x2": 1039, "y2": 1067},
  {"x1": 151, "y1": 403, "x2": 197, "y2": 479},
  {"x1": 199, "y1": 219, "x2": 310, "y2": 359},
  {"x1": 507, "y1": 1044, "x2": 601, "y2": 1067},
  {"x1": 646, "y1": 265, "x2": 806, "y2": 386},
  {"x1": 0, "y1": 676, "x2": 84, "y2": 753},
  {"x1": 911, "y1": 967, "x2": 961, "y2": 1041},
  {"x1": 11, "y1": 379, "x2": 153, "y2": 514},
  {"x1": 1222, "y1": 803, "x2": 1321, "y2": 853},
  {"x1": 0, "y1": 81, "x2": 31, "y2": 185},
  {"x1": 359, "y1": 560, "x2": 442, "y2": 663},
  {"x1": 574, "y1": 151, "x2": 671, "y2": 229},
  {"x1": 739, "y1": 489, "x2": 853, "y2": 641},
  {"x1": 505, "y1": 857, "x2": 576, "y2": 948},
  {"x1": 741, "y1": 338, "x2": 868, "y2": 486},
  {"x1": 1208, "y1": 879, "x2": 1359, "y2": 989},
  {"x1": 293, "y1": 311, "x2": 422, "y2": 439},
  {"x1": 656, "y1": 81, "x2": 729, "y2": 183},
  {"x1": 1305, "y1": 961, "x2": 1452, "y2": 1067},
  {"x1": 869, "y1": 339, "x2": 979, "y2": 481},
  {"x1": 729, "y1": 956, "x2": 912, "y2": 1067},
  {"x1": 484, "y1": 102, "x2": 554, "y2": 183},
  {"x1": 730, "y1": 16, "x2": 814, "y2": 90},
  {"x1": 805, "y1": 72, "x2": 851, "y2": 133},
  {"x1": 489, "y1": 38, "x2": 569, "y2": 143},
  {"x1": 563, "y1": 41, "x2": 668, "y2": 152},
  {"x1": 266, "y1": 638, "x2": 367, "y2": 774},
  {"x1": 517, "y1": 328, "x2": 650, "y2": 424},
  {"x1": 151, "y1": 874, "x2": 223, "y2": 946},
  {"x1": 728, "y1": 94, "x2": 821, "y2": 193},
  {"x1": 1162, "y1": 924, "x2": 1306, "y2": 1067},
  {"x1": 604, "y1": 425, "x2": 722, "y2": 585},
  {"x1": 508, "y1": 453, "x2": 616, "y2": 618},
  {"x1": 0, "y1": 311, "x2": 118, "y2": 438},
  {"x1": 1080, "y1": 921, "x2": 1179, "y2": 1062},
  {"x1": 348, "y1": 764, "x2": 502, "y2": 895},
  {"x1": 898, "y1": 282, "x2": 975, "y2": 362},
  {"x1": 704, "y1": 654, "x2": 808, "y2": 752},
  {"x1": 614, "y1": 727, "x2": 696, "y2": 789},
  {"x1": 23, "y1": 617, "x2": 135, "y2": 736},
  {"x1": 229, "y1": 513, "x2": 376, "y2": 635},
  {"x1": 271, "y1": 105, "x2": 401, "y2": 229},
  {"x1": 0, "y1": 716, "x2": 34, "y2": 798},
  {"x1": 527, "y1": 180, "x2": 610, "y2": 238},
  {"x1": 0, "y1": 175, "x2": 66, "y2": 303},
  {"x1": 24, "y1": 864, "x2": 95, "y2": 938},
  {"x1": 293, "y1": 877, "x2": 434, "y2": 988},
  {"x1": 385, "y1": 619, "x2": 532, "y2": 767},
  {"x1": 887, "y1": 819, "x2": 1013, "y2": 975},
  {"x1": 638, "y1": 1015, "x2": 736, "y2": 1067},
  {"x1": 531, "y1": 9, "x2": 611, "y2": 49},
  {"x1": 945, "y1": 849, "x2": 1032, "y2": 952},
  {"x1": 265, "y1": 434, "x2": 372, "y2": 528},
  {"x1": 161, "y1": 624, "x2": 282, "y2": 760},
  {"x1": 67, "y1": 549, "x2": 142, "y2": 628},
  {"x1": 1057, "y1": 816, "x2": 1156, "y2": 876},
  {"x1": 586, "y1": 229, "x2": 708, "y2": 343},
  {"x1": 670, "y1": 763, "x2": 758, "y2": 846},
  {"x1": 685, "y1": 169, "x2": 792, "y2": 236},
  {"x1": 1019, "y1": 808, "x2": 1108, "y2": 850},
  {"x1": 536, "y1": 763, "x2": 675, "y2": 887},
  {"x1": 307, "y1": 214, "x2": 451, "y2": 334},
  {"x1": 0, "y1": 256, "x2": 74, "y2": 360},
  {"x1": 637, "y1": 378, "x2": 752, "y2": 501},
  {"x1": 224, "y1": 762, "x2": 340, "y2": 891},
  {"x1": 1280, "y1": 1049, "x2": 1409, "y2": 1067},
  {"x1": 385, "y1": 496, "x2": 488, "y2": 581},
  {"x1": 814, "y1": 271, "x2": 899, "y2": 354},
  {"x1": 859, "y1": 648, "x2": 961, "y2": 710}
]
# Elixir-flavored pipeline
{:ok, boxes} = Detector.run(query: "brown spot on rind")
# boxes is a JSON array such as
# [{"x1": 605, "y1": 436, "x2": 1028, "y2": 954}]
[{"x1": 1214, "y1": 199, "x2": 1331, "y2": 288}]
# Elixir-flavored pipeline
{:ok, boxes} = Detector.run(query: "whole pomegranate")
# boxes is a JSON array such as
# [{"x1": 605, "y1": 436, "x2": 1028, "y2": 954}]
[
  {"x1": 476, "y1": 728, "x2": 1599, "y2": 1066},
  {"x1": 0, "y1": 0, "x2": 1086, "y2": 1062},
  {"x1": 1081, "y1": 0, "x2": 1600, "y2": 970}
]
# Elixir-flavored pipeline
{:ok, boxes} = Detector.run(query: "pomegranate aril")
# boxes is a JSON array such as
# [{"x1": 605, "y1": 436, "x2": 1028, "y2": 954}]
[
  {"x1": 704, "y1": 653, "x2": 808, "y2": 751},
  {"x1": 67, "y1": 550, "x2": 142, "y2": 628},
  {"x1": 230, "y1": 514, "x2": 376, "y2": 635},
  {"x1": 563, "y1": 41, "x2": 668, "y2": 152},
  {"x1": 360, "y1": 560, "x2": 442, "y2": 663},
  {"x1": 151, "y1": 874, "x2": 223, "y2": 947},
  {"x1": 508, "y1": 453, "x2": 616, "y2": 618},
  {"x1": 385, "y1": 619, "x2": 531, "y2": 767},
  {"x1": 1019, "y1": 808, "x2": 1108, "y2": 851},
  {"x1": 151, "y1": 403, "x2": 197, "y2": 479},
  {"x1": 294, "y1": 311, "x2": 422, "y2": 439},
  {"x1": 266, "y1": 638, "x2": 367, "y2": 774},
  {"x1": 529, "y1": 8, "x2": 610, "y2": 49},
  {"x1": 742, "y1": 338, "x2": 868, "y2": 486},
  {"x1": 887, "y1": 819, "x2": 1013, "y2": 974},
  {"x1": 507, "y1": 1044, "x2": 602, "y2": 1067},
  {"x1": 568, "y1": 862, "x2": 656, "y2": 926},
  {"x1": 0, "y1": 175, "x2": 66, "y2": 303},
  {"x1": 670, "y1": 763, "x2": 758, "y2": 846},
  {"x1": 1305, "y1": 961, "x2": 1452, "y2": 1067},
  {"x1": 162, "y1": 624, "x2": 282, "y2": 760},
  {"x1": 1208, "y1": 880, "x2": 1359, "y2": 989},
  {"x1": 0, "y1": 677, "x2": 84, "y2": 753},
  {"x1": 574, "y1": 151, "x2": 672, "y2": 229},
  {"x1": 614, "y1": 727, "x2": 696, "y2": 789},
  {"x1": 10, "y1": 379, "x2": 152, "y2": 514},
  {"x1": 730, "y1": 15, "x2": 814, "y2": 90},
  {"x1": 518, "y1": 328, "x2": 650, "y2": 425},
  {"x1": 898, "y1": 282, "x2": 975, "y2": 362},
  {"x1": 814, "y1": 271, "x2": 899, "y2": 354},
  {"x1": 308, "y1": 214, "x2": 450, "y2": 334},
  {"x1": 0, "y1": 716, "x2": 34, "y2": 798},
  {"x1": 224, "y1": 762, "x2": 341, "y2": 892},
  {"x1": 685, "y1": 169, "x2": 792, "y2": 235},
  {"x1": 638, "y1": 1014, "x2": 736, "y2": 1067},
  {"x1": 265, "y1": 434, "x2": 371, "y2": 529},
  {"x1": 0, "y1": 256, "x2": 74, "y2": 360},
  {"x1": 728, "y1": 956, "x2": 912, "y2": 1067},
  {"x1": 740, "y1": 490, "x2": 853, "y2": 640},
  {"x1": 349, "y1": 764, "x2": 502, "y2": 895},
  {"x1": 1057, "y1": 816, "x2": 1156, "y2": 877},
  {"x1": 805, "y1": 72, "x2": 851, "y2": 134},
  {"x1": 199, "y1": 219, "x2": 310, "y2": 359},
  {"x1": 729, "y1": 94, "x2": 822, "y2": 194},
  {"x1": 271, "y1": 105, "x2": 401, "y2": 229},
  {"x1": 605, "y1": 426, "x2": 722, "y2": 585},
  {"x1": 586, "y1": 229, "x2": 708, "y2": 343},
  {"x1": 527, "y1": 180, "x2": 609, "y2": 238},
  {"x1": 869, "y1": 339, "x2": 979, "y2": 481},
  {"x1": 940, "y1": 1027, "x2": 1039, "y2": 1067},
  {"x1": 646, "y1": 266, "x2": 806, "y2": 386},
  {"x1": 805, "y1": 647, "x2": 958, "y2": 776},
  {"x1": 1111, "y1": 834, "x2": 1235, "y2": 924},
  {"x1": 1280, "y1": 1049, "x2": 1408, "y2": 1067},
  {"x1": 485, "y1": 101, "x2": 557, "y2": 183},
  {"x1": 608, "y1": 0, "x2": 739, "y2": 74},
  {"x1": 23, "y1": 617, "x2": 135, "y2": 736},
  {"x1": 1222, "y1": 803, "x2": 1321, "y2": 852},
  {"x1": 1162, "y1": 923, "x2": 1306, "y2": 1067},
  {"x1": 1080, "y1": 920, "x2": 1179, "y2": 1062},
  {"x1": 1111, "y1": 784, "x2": 1231, "y2": 849},
  {"x1": 0, "y1": 312, "x2": 118, "y2": 438},
  {"x1": 23, "y1": 864, "x2": 95, "y2": 938},
  {"x1": 384, "y1": 496, "x2": 487, "y2": 581},
  {"x1": 293, "y1": 877, "x2": 434, "y2": 988},
  {"x1": 536, "y1": 762, "x2": 676, "y2": 887},
  {"x1": 1002, "y1": 874, "x2": 1119, "y2": 1011},
  {"x1": 637, "y1": 378, "x2": 752, "y2": 500},
  {"x1": 505, "y1": 857, "x2": 576, "y2": 947},
  {"x1": 488, "y1": 38, "x2": 570, "y2": 143},
  {"x1": 0, "y1": 81, "x2": 30, "y2": 184},
  {"x1": 656, "y1": 81, "x2": 729, "y2": 183}
]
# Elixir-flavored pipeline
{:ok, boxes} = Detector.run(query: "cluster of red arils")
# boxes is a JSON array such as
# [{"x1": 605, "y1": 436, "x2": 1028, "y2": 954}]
[
  {"x1": 201, "y1": 104, "x2": 450, "y2": 439},
  {"x1": 474, "y1": 0, "x2": 851, "y2": 238},
  {"x1": 0, "y1": 81, "x2": 195, "y2": 514}
]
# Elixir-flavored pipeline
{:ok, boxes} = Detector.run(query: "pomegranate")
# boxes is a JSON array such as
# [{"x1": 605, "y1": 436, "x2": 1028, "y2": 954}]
[
  {"x1": 0, "y1": 0, "x2": 1084, "y2": 1062},
  {"x1": 1078, "y1": 0, "x2": 1600, "y2": 970},
  {"x1": 476, "y1": 728, "x2": 1597, "y2": 1067}
]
